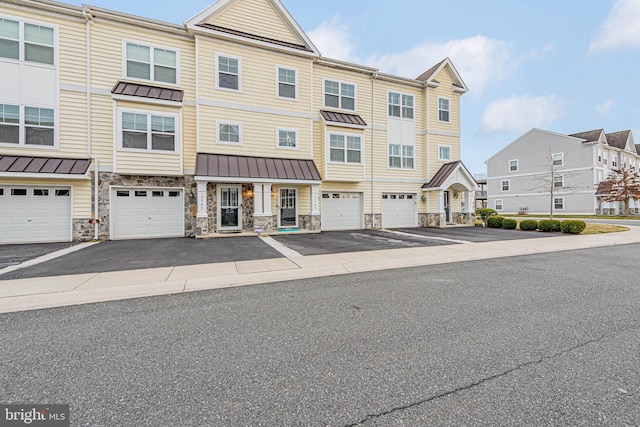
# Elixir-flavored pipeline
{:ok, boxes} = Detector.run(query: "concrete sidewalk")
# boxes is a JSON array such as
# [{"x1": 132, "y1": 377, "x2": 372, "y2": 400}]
[{"x1": 1, "y1": 227, "x2": 639, "y2": 313}]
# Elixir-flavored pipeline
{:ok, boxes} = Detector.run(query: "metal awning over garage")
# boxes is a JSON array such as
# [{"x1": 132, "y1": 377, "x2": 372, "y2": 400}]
[
  {"x1": 0, "y1": 155, "x2": 91, "y2": 178},
  {"x1": 195, "y1": 153, "x2": 322, "y2": 184}
]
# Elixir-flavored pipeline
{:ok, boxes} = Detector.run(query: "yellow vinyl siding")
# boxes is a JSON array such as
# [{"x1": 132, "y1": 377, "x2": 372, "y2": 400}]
[
  {"x1": 182, "y1": 106, "x2": 197, "y2": 172},
  {"x1": 429, "y1": 69, "x2": 461, "y2": 133},
  {"x1": 0, "y1": 178, "x2": 92, "y2": 217},
  {"x1": 58, "y1": 91, "x2": 89, "y2": 157},
  {"x1": 116, "y1": 151, "x2": 181, "y2": 176},
  {"x1": 90, "y1": 96, "x2": 114, "y2": 166},
  {"x1": 208, "y1": 0, "x2": 300, "y2": 45},
  {"x1": 325, "y1": 163, "x2": 365, "y2": 182},
  {"x1": 59, "y1": 18, "x2": 87, "y2": 85},
  {"x1": 313, "y1": 65, "x2": 373, "y2": 118}
]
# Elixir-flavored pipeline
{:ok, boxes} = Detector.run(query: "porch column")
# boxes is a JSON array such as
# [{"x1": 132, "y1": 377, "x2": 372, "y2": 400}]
[
  {"x1": 254, "y1": 183, "x2": 264, "y2": 215},
  {"x1": 435, "y1": 190, "x2": 445, "y2": 213},
  {"x1": 263, "y1": 183, "x2": 273, "y2": 215},
  {"x1": 310, "y1": 185, "x2": 320, "y2": 215},
  {"x1": 465, "y1": 190, "x2": 474, "y2": 213},
  {"x1": 196, "y1": 182, "x2": 208, "y2": 218}
]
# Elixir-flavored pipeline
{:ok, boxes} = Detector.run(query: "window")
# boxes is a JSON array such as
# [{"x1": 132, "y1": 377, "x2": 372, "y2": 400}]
[
  {"x1": 388, "y1": 92, "x2": 414, "y2": 119},
  {"x1": 388, "y1": 144, "x2": 414, "y2": 169},
  {"x1": 438, "y1": 97, "x2": 450, "y2": 122},
  {"x1": 277, "y1": 67, "x2": 296, "y2": 99},
  {"x1": 495, "y1": 199, "x2": 503, "y2": 210},
  {"x1": 218, "y1": 122, "x2": 241, "y2": 144},
  {"x1": 0, "y1": 104, "x2": 54, "y2": 146},
  {"x1": 324, "y1": 80, "x2": 355, "y2": 111},
  {"x1": 329, "y1": 133, "x2": 361, "y2": 164},
  {"x1": 0, "y1": 19, "x2": 54, "y2": 65},
  {"x1": 125, "y1": 42, "x2": 177, "y2": 84},
  {"x1": 116, "y1": 190, "x2": 129, "y2": 197},
  {"x1": 552, "y1": 152, "x2": 564, "y2": 166},
  {"x1": 554, "y1": 175, "x2": 564, "y2": 188},
  {"x1": 554, "y1": 197, "x2": 564, "y2": 210},
  {"x1": 612, "y1": 158, "x2": 618, "y2": 167},
  {"x1": 217, "y1": 54, "x2": 240, "y2": 90},
  {"x1": 277, "y1": 129, "x2": 297, "y2": 149},
  {"x1": 135, "y1": 191, "x2": 147, "y2": 197},
  {"x1": 55, "y1": 189, "x2": 69, "y2": 196},
  {"x1": 120, "y1": 111, "x2": 177, "y2": 152},
  {"x1": 438, "y1": 145, "x2": 451, "y2": 161},
  {"x1": 152, "y1": 191, "x2": 164, "y2": 197},
  {"x1": 509, "y1": 159, "x2": 518, "y2": 172},
  {"x1": 11, "y1": 189, "x2": 27, "y2": 196},
  {"x1": 33, "y1": 189, "x2": 48, "y2": 196},
  {"x1": 501, "y1": 180, "x2": 510, "y2": 191}
]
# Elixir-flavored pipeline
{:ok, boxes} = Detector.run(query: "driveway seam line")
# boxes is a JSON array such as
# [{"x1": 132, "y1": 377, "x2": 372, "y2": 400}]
[
  {"x1": 384, "y1": 229, "x2": 474, "y2": 244},
  {"x1": 0, "y1": 241, "x2": 100, "y2": 277},
  {"x1": 259, "y1": 235, "x2": 303, "y2": 258}
]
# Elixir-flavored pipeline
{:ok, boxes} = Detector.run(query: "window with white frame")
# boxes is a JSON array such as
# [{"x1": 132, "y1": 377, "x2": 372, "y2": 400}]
[
  {"x1": 277, "y1": 129, "x2": 297, "y2": 149},
  {"x1": 324, "y1": 80, "x2": 355, "y2": 111},
  {"x1": 438, "y1": 97, "x2": 450, "y2": 122},
  {"x1": 553, "y1": 175, "x2": 564, "y2": 188},
  {"x1": 388, "y1": 92, "x2": 414, "y2": 119},
  {"x1": 554, "y1": 197, "x2": 564, "y2": 210},
  {"x1": 329, "y1": 133, "x2": 361, "y2": 164},
  {"x1": 0, "y1": 104, "x2": 55, "y2": 146},
  {"x1": 501, "y1": 180, "x2": 510, "y2": 191},
  {"x1": 509, "y1": 159, "x2": 518, "y2": 171},
  {"x1": 120, "y1": 111, "x2": 177, "y2": 152},
  {"x1": 612, "y1": 157, "x2": 618, "y2": 167},
  {"x1": 277, "y1": 67, "x2": 296, "y2": 99},
  {"x1": 218, "y1": 122, "x2": 241, "y2": 144},
  {"x1": 217, "y1": 54, "x2": 240, "y2": 90},
  {"x1": 495, "y1": 199, "x2": 503, "y2": 210},
  {"x1": 125, "y1": 42, "x2": 177, "y2": 84},
  {"x1": 0, "y1": 18, "x2": 54, "y2": 65},
  {"x1": 598, "y1": 149, "x2": 603, "y2": 163},
  {"x1": 552, "y1": 152, "x2": 564, "y2": 166},
  {"x1": 438, "y1": 145, "x2": 451, "y2": 161},
  {"x1": 388, "y1": 144, "x2": 414, "y2": 169}
]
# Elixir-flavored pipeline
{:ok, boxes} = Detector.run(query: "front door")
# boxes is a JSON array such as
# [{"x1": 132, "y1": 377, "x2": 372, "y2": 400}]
[
  {"x1": 444, "y1": 191, "x2": 451, "y2": 223},
  {"x1": 279, "y1": 188, "x2": 297, "y2": 228},
  {"x1": 218, "y1": 185, "x2": 242, "y2": 231}
]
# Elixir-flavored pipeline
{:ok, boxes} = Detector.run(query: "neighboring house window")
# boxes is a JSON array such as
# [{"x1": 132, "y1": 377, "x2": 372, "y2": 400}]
[
  {"x1": 438, "y1": 145, "x2": 451, "y2": 161},
  {"x1": 598, "y1": 149, "x2": 603, "y2": 163},
  {"x1": 554, "y1": 197, "x2": 564, "y2": 210},
  {"x1": 388, "y1": 92, "x2": 414, "y2": 119},
  {"x1": 495, "y1": 199, "x2": 503, "y2": 210},
  {"x1": 324, "y1": 80, "x2": 355, "y2": 111},
  {"x1": 0, "y1": 104, "x2": 54, "y2": 146},
  {"x1": 554, "y1": 175, "x2": 564, "y2": 188},
  {"x1": 438, "y1": 97, "x2": 450, "y2": 122},
  {"x1": 217, "y1": 54, "x2": 240, "y2": 90},
  {"x1": 388, "y1": 144, "x2": 414, "y2": 169},
  {"x1": 612, "y1": 158, "x2": 618, "y2": 167},
  {"x1": 120, "y1": 111, "x2": 177, "y2": 152},
  {"x1": 509, "y1": 159, "x2": 518, "y2": 171},
  {"x1": 552, "y1": 152, "x2": 564, "y2": 166},
  {"x1": 277, "y1": 129, "x2": 297, "y2": 149},
  {"x1": 329, "y1": 133, "x2": 361, "y2": 164},
  {"x1": 501, "y1": 180, "x2": 510, "y2": 191},
  {"x1": 277, "y1": 67, "x2": 296, "y2": 99},
  {"x1": 218, "y1": 122, "x2": 241, "y2": 144},
  {"x1": 125, "y1": 42, "x2": 177, "y2": 84},
  {"x1": 0, "y1": 18, "x2": 54, "y2": 65}
]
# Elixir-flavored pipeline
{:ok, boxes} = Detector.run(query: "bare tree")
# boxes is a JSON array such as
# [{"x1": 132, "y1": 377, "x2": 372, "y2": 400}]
[{"x1": 596, "y1": 166, "x2": 640, "y2": 216}]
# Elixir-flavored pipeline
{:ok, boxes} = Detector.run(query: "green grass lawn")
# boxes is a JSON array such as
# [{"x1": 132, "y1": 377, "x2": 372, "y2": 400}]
[{"x1": 502, "y1": 214, "x2": 640, "y2": 220}]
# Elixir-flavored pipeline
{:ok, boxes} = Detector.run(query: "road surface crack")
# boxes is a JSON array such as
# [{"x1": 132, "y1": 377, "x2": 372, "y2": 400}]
[{"x1": 344, "y1": 334, "x2": 606, "y2": 426}]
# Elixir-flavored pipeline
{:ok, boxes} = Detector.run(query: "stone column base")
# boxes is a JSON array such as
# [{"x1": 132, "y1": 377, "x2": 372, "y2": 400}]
[
  {"x1": 426, "y1": 213, "x2": 446, "y2": 228},
  {"x1": 73, "y1": 219, "x2": 95, "y2": 241},
  {"x1": 196, "y1": 217, "x2": 209, "y2": 236},
  {"x1": 254, "y1": 215, "x2": 276, "y2": 233},
  {"x1": 364, "y1": 214, "x2": 382, "y2": 229},
  {"x1": 299, "y1": 215, "x2": 321, "y2": 231}
]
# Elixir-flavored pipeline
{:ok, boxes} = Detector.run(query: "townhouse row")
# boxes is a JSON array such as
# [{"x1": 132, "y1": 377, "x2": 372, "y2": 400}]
[{"x1": 0, "y1": 0, "x2": 478, "y2": 244}]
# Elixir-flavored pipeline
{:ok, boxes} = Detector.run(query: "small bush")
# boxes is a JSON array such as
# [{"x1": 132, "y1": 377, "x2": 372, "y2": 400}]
[
  {"x1": 538, "y1": 219, "x2": 561, "y2": 232},
  {"x1": 476, "y1": 208, "x2": 497, "y2": 219},
  {"x1": 502, "y1": 219, "x2": 517, "y2": 229},
  {"x1": 561, "y1": 220, "x2": 587, "y2": 234},
  {"x1": 487, "y1": 216, "x2": 504, "y2": 228},
  {"x1": 519, "y1": 220, "x2": 538, "y2": 231}
]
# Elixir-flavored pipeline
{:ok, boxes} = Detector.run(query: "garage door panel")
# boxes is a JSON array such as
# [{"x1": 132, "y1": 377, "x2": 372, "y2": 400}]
[
  {"x1": 112, "y1": 188, "x2": 184, "y2": 240},
  {"x1": 382, "y1": 193, "x2": 417, "y2": 228},
  {"x1": 321, "y1": 192, "x2": 363, "y2": 231}
]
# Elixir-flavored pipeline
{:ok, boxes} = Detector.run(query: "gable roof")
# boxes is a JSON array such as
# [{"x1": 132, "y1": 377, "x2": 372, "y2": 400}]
[
  {"x1": 605, "y1": 130, "x2": 633, "y2": 150},
  {"x1": 186, "y1": 0, "x2": 319, "y2": 56},
  {"x1": 569, "y1": 129, "x2": 605, "y2": 143},
  {"x1": 422, "y1": 161, "x2": 478, "y2": 190},
  {"x1": 415, "y1": 58, "x2": 468, "y2": 93}
]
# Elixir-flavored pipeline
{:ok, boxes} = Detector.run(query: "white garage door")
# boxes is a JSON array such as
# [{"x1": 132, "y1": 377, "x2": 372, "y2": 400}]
[
  {"x1": 382, "y1": 193, "x2": 417, "y2": 228},
  {"x1": 111, "y1": 188, "x2": 184, "y2": 240},
  {"x1": 321, "y1": 192, "x2": 363, "y2": 231},
  {"x1": 0, "y1": 186, "x2": 72, "y2": 244}
]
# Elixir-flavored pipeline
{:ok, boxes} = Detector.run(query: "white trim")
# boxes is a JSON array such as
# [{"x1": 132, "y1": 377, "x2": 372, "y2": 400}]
[
  {"x1": 427, "y1": 129, "x2": 460, "y2": 137},
  {"x1": 487, "y1": 167, "x2": 593, "y2": 180},
  {"x1": 326, "y1": 130, "x2": 364, "y2": 166},
  {"x1": 365, "y1": 177, "x2": 426, "y2": 184},
  {"x1": 275, "y1": 64, "x2": 298, "y2": 101},
  {"x1": 116, "y1": 108, "x2": 181, "y2": 154},
  {"x1": 111, "y1": 94, "x2": 183, "y2": 108},
  {"x1": 552, "y1": 152, "x2": 564, "y2": 166},
  {"x1": 195, "y1": 176, "x2": 321, "y2": 185},
  {"x1": 495, "y1": 199, "x2": 503, "y2": 210},
  {"x1": 121, "y1": 39, "x2": 180, "y2": 87},
  {"x1": 501, "y1": 180, "x2": 510, "y2": 192},
  {"x1": 438, "y1": 144, "x2": 452, "y2": 161},
  {"x1": 322, "y1": 120, "x2": 367, "y2": 130},
  {"x1": 322, "y1": 78, "x2": 357, "y2": 112},
  {"x1": 437, "y1": 96, "x2": 451, "y2": 123},
  {"x1": 215, "y1": 52, "x2": 242, "y2": 92},
  {"x1": 216, "y1": 120, "x2": 242, "y2": 145},
  {"x1": 554, "y1": 196, "x2": 565, "y2": 211},
  {"x1": 489, "y1": 190, "x2": 594, "y2": 199},
  {"x1": 386, "y1": 90, "x2": 415, "y2": 121},
  {"x1": 0, "y1": 172, "x2": 88, "y2": 180},
  {"x1": 276, "y1": 127, "x2": 298, "y2": 150},
  {"x1": 387, "y1": 143, "x2": 416, "y2": 171},
  {"x1": 278, "y1": 187, "x2": 298, "y2": 228},
  {"x1": 509, "y1": 159, "x2": 519, "y2": 172},
  {"x1": 217, "y1": 184, "x2": 242, "y2": 231}
]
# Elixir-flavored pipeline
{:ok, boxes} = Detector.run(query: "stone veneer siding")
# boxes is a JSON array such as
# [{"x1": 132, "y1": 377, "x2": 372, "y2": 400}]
[{"x1": 72, "y1": 218, "x2": 94, "y2": 241}]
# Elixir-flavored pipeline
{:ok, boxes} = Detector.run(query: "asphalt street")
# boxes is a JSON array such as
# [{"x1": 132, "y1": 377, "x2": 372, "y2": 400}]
[{"x1": 1, "y1": 244, "x2": 639, "y2": 426}]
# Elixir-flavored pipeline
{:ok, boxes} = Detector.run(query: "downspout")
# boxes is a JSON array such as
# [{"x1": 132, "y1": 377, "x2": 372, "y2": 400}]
[
  {"x1": 370, "y1": 72, "x2": 378, "y2": 228},
  {"x1": 83, "y1": 7, "x2": 98, "y2": 240}
]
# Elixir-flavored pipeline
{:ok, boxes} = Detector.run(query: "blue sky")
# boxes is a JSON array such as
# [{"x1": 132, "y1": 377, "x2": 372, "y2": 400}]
[{"x1": 80, "y1": 0, "x2": 640, "y2": 174}]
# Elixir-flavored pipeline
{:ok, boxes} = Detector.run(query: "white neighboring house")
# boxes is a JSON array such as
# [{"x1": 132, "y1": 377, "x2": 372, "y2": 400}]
[{"x1": 485, "y1": 128, "x2": 640, "y2": 216}]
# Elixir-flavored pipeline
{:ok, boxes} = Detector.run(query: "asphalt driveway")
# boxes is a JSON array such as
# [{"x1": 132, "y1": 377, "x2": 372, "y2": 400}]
[
  {"x1": 394, "y1": 226, "x2": 561, "y2": 242},
  {"x1": 0, "y1": 242, "x2": 79, "y2": 267}
]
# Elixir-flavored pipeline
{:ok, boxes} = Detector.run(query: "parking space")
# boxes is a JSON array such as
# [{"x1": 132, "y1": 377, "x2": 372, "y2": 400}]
[
  {"x1": 272, "y1": 229, "x2": 455, "y2": 256},
  {"x1": 0, "y1": 237, "x2": 283, "y2": 281},
  {"x1": 394, "y1": 226, "x2": 561, "y2": 242},
  {"x1": 0, "y1": 242, "x2": 79, "y2": 268}
]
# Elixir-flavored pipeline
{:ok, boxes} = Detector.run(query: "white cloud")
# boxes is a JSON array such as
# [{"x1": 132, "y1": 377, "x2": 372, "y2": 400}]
[
  {"x1": 481, "y1": 95, "x2": 566, "y2": 133},
  {"x1": 365, "y1": 36, "x2": 513, "y2": 94},
  {"x1": 590, "y1": 0, "x2": 640, "y2": 53},
  {"x1": 308, "y1": 17, "x2": 358, "y2": 62},
  {"x1": 596, "y1": 99, "x2": 616, "y2": 115}
]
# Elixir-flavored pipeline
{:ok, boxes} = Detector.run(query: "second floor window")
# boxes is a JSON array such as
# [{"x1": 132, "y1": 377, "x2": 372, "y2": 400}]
[
  {"x1": 0, "y1": 104, "x2": 54, "y2": 146},
  {"x1": 218, "y1": 123, "x2": 241, "y2": 144},
  {"x1": 438, "y1": 97, "x2": 450, "y2": 122},
  {"x1": 217, "y1": 55, "x2": 240, "y2": 90},
  {"x1": 121, "y1": 112, "x2": 176, "y2": 152},
  {"x1": 277, "y1": 67, "x2": 296, "y2": 99},
  {"x1": 329, "y1": 133, "x2": 361, "y2": 164},
  {"x1": 324, "y1": 80, "x2": 355, "y2": 111},
  {"x1": 388, "y1": 144, "x2": 414, "y2": 169},
  {"x1": 126, "y1": 42, "x2": 177, "y2": 84},
  {"x1": 501, "y1": 180, "x2": 510, "y2": 191},
  {"x1": 438, "y1": 145, "x2": 451, "y2": 161},
  {"x1": 278, "y1": 129, "x2": 297, "y2": 148},
  {"x1": 553, "y1": 175, "x2": 564, "y2": 188},
  {"x1": 0, "y1": 18, "x2": 54, "y2": 65},
  {"x1": 388, "y1": 93, "x2": 414, "y2": 119}
]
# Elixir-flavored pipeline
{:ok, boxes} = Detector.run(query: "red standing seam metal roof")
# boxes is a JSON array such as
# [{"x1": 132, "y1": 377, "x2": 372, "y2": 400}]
[
  {"x1": 196, "y1": 153, "x2": 321, "y2": 181},
  {"x1": 320, "y1": 110, "x2": 367, "y2": 127},
  {"x1": 111, "y1": 81, "x2": 184, "y2": 102},
  {"x1": 422, "y1": 161, "x2": 477, "y2": 189},
  {"x1": 0, "y1": 155, "x2": 91, "y2": 175}
]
